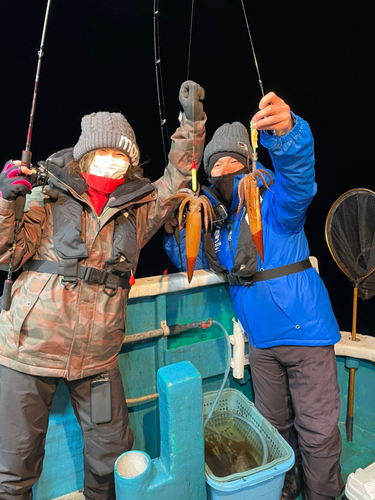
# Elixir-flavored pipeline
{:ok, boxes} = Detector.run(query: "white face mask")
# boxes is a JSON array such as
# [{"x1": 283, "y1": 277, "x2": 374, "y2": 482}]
[{"x1": 89, "y1": 154, "x2": 130, "y2": 179}]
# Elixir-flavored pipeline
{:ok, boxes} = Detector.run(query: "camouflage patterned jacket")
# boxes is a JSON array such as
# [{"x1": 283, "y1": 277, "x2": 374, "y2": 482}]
[{"x1": 0, "y1": 114, "x2": 206, "y2": 380}]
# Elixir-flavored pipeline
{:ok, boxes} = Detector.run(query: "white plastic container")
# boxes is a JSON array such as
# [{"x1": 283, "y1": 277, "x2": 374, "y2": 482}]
[{"x1": 345, "y1": 462, "x2": 375, "y2": 500}]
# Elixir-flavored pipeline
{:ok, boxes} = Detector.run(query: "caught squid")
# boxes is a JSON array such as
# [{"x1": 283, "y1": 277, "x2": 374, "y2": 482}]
[
  {"x1": 237, "y1": 125, "x2": 272, "y2": 261},
  {"x1": 166, "y1": 188, "x2": 216, "y2": 283}
]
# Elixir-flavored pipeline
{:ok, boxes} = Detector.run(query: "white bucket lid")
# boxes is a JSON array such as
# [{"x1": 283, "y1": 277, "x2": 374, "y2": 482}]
[{"x1": 346, "y1": 462, "x2": 375, "y2": 500}]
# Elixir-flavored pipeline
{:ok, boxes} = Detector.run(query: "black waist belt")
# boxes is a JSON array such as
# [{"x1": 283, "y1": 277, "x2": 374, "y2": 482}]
[
  {"x1": 23, "y1": 260, "x2": 130, "y2": 290},
  {"x1": 227, "y1": 258, "x2": 312, "y2": 286}
]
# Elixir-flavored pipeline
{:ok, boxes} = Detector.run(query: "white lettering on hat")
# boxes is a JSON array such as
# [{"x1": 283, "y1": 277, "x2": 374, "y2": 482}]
[
  {"x1": 119, "y1": 135, "x2": 131, "y2": 152},
  {"x1": 118, "y1": 135, "x2": 138, "y2": 164}
]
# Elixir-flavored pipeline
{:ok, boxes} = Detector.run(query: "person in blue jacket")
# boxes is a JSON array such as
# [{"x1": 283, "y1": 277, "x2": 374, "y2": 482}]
[{"x1": 164, "y1": 92, "x2": 344, "y2": 500}]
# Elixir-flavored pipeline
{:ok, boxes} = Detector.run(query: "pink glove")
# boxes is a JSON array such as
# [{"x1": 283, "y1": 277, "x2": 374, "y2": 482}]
[{"x1": 0, "y1": 160, "x2": 32, "y2": 200}]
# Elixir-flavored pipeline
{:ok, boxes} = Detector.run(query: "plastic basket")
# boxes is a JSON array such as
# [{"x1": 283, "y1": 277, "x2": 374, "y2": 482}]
[{"x1": 203, "y1": 388, "x2": 295, "y2": 500}]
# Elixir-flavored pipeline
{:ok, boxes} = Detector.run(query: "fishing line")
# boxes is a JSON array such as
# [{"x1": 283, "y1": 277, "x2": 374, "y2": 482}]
[
  {"x1": 153, "y1": 0, "x2": 170, "y2": 165},
  {"x1": 186, "y1": 0, "x2": 198, "y2": 193},
  {"x1": 240, "y1": 0, "x2": 264, "y2": 97},
  {"x1": 159, "y1": 0, "x2": 199, "y2": 277},
  {"x1": 186, "y1": 0, "x2": 195, "y2": 81}
]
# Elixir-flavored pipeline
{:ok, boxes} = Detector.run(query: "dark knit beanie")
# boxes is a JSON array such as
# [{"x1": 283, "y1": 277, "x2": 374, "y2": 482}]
[
  {"x1": 207, "y1": 152, "x2": 249, "y2": 178},
  {"x1": 73, "y1": 112, "x2": 140, "y2": 167},
  {"x1": 203, "y1": 122, "x2": 252, "y2": 175}
]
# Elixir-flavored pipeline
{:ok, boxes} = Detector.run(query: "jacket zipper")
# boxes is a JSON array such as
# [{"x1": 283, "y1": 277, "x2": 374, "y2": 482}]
[{"x1": 227, "y1": 220, "x2": 234, "y2": 261}]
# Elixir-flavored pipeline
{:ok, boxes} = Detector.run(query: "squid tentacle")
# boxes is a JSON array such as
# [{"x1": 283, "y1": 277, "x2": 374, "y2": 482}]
[
  {"x1": 178, "y1": 197, "x2": 192, "y2": 228},
  {"x1": 254, "y1": 169, "x2": 273, "y2": 190},
  {"x1": 164, "y1": 188, "x2": 218, "y2": 282}
]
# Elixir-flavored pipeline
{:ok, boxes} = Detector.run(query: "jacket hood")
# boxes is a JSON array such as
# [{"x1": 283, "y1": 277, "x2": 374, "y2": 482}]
[{"x1": 40, "y1": 147, "x2": 154, "y2": 204}]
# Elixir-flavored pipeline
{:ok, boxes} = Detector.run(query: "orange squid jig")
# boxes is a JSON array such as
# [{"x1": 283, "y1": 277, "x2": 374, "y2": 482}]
[
  {"x1": 165, "y1": 188, "x2": 216, "y2": 283},
  {"x1": 237, "y1": 124, "x2": 272, "y2": 261}
]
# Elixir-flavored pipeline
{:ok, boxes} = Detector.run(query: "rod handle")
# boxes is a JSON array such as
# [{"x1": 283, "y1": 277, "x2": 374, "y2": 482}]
[
  {"x1": 14, "y1": 195, "x2": 26, "y2": 220},
  {"x1": 1, "y1": 279, "x2": 13, "y2": 311}
]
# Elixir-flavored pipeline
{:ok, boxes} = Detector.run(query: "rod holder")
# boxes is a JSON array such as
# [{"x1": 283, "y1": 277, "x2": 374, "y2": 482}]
[{"x1": 114, "y1": 361, "x2": 206, "y2": 500}]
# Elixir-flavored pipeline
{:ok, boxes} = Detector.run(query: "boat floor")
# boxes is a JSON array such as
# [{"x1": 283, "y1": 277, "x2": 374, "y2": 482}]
[
  {"x1": 53, "y1": 424, "x2": 374, "y2": 500},
  {"x1": 296, "y1": 423, "x2": 375, "y2": 499}
]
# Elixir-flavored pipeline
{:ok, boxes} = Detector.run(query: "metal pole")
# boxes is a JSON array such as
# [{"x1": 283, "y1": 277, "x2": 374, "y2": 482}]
[
  {"x1": 123, "y1": 318, "x2": 212, "y2": 345},
  {"x1": 346, "y1": 285, "x2": 358, "y2": 441}
]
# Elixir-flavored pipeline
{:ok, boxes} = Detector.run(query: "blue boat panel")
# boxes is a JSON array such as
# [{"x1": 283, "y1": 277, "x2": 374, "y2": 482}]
[
  {"x1": 337, "y1": 356, "x2": 375, "y2": 435},
  {"x1": 126, "y1": 295, "x2": 162, "y2": 333},
  {"x1": 164, "y1": 337, "x2": 229, "y2": 379},
  {"x1": 166, "y1": 284, "x2": 235, "y2": 347},
  {"x1": 33, "y1": 383, "x2": 84, "y2": 498}
]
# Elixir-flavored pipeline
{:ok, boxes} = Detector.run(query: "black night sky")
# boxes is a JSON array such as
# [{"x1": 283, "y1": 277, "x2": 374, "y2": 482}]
[{"x1": 1, "y1": 1, "x2": 374, "y2": 335}]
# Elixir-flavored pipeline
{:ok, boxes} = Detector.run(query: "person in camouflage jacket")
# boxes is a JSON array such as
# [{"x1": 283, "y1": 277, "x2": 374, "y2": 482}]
[{"x1": 0, "y1": 80, "x2": 206, "y2": 500}]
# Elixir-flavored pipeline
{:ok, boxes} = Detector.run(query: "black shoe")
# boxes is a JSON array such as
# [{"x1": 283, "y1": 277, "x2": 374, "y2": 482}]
[{"x1": 282, "y1": 465, "x2": 303, "y2": 500}]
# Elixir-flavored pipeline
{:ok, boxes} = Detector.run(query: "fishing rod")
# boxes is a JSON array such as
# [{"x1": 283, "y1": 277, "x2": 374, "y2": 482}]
[
  {"x1": 153, "y1": 0, "x2": 170, "y2": 166},
  {"x1": 1, "y1": 0, "x2": 52, "y2": 311},
  {"x1": 240, "y1": 0, "x2": 264, "y2": 97}
]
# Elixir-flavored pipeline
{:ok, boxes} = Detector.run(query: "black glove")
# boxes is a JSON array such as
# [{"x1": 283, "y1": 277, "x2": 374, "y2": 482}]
[
  {"x1": 0, "y1": 160, "x2": 32, "y2": 200},
  {"x1": 179, "y1": 80, "x2": 205, "y2": 122}
]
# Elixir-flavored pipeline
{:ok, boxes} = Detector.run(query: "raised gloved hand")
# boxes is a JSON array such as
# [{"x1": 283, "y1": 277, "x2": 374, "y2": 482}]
[
  {"x1": 0, "y1": 160, "x2": 32, "y2": 200},
  {"x1": 179, "y1": 80, "x2": 205, "y2": 122}
]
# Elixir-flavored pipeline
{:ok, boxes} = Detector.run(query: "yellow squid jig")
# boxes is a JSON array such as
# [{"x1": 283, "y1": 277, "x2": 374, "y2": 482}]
[
  {"x1": 165, "y1": 188, "x2": 216, "y2": 283},
  {"x1": 237, "y1": 123, "x2": 272, "y2": 261}
]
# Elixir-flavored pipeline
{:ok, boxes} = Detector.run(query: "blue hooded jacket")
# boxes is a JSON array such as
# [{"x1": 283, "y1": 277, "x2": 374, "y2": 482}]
[{"x1": 164, "y1": 114, "x2": 340, "y2": 348}]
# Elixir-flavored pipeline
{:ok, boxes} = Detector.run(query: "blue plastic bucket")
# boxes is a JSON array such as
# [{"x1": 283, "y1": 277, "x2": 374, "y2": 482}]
[{"x1": 203, "y1": 389, "x2": 295, "y2": 500}]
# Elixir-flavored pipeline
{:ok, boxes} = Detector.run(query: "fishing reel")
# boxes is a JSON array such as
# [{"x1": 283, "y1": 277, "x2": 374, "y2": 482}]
[
  {"x1": 19, "y1": 148, "x2": 50, "y2": 189},
  {"x1": 27, "y1": 161, "x2": 59, "y2": 200},
  {"x1": 28, "y1": 161, "x2": 50, "y2": 188}
]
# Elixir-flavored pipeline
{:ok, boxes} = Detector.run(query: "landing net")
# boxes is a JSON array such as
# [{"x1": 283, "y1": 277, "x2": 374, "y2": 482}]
[{"x1": 326, "y1": 188, "x2": 375, "y2": 300}]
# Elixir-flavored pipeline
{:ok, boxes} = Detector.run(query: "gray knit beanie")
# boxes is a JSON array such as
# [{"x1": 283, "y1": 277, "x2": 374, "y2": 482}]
[
  {"x1": 203, "y1": 122, "x2": 252, "y2": 175},
  {"x1": 73, "y1": 111, "x2": 140, "y2": 166}
]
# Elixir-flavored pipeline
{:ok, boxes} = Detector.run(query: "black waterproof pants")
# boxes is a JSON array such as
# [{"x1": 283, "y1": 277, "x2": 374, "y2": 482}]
[
  {"x1": 248, "y1": 344, "x2": 345, "y2": 500},
  {"x1": 0, "y1": 364, "x2": 134, "y2": 500}
]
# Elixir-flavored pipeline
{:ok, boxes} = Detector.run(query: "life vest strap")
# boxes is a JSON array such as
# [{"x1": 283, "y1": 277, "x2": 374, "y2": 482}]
[
  {"x1": 227, "y1": 258, "x2": 312, "y2": 286},
  {"x1": 23, "y1": 259, "x2": 130, "y2": 290}
]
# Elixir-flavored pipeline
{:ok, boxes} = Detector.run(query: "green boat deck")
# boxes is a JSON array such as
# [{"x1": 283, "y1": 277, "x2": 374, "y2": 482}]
[
  {"x1": 29, "y1": 270, "x2": 375, "y2": 499},
  {"x1": 295, "y1": 423, "x2": 375, "y2": 499}
]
